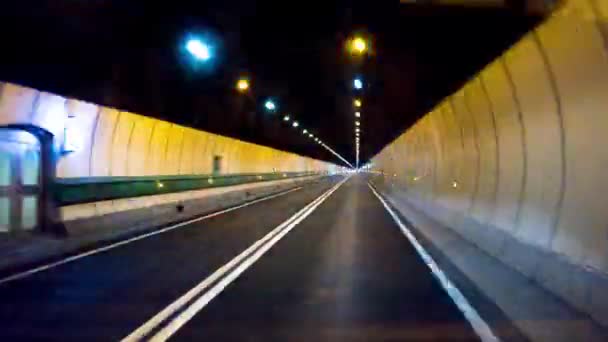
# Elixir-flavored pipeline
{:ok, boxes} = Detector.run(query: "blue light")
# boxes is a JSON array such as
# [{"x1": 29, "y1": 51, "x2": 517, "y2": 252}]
[
  {"x1": 265, "y1": 100, "x2": 276, "y2": 111},
  {"x1": 354, "y1": 78, "x2": 363, "y2": 90},
  {"x1": 186, "y1": 39, "x2": 211, "y2": 61}
]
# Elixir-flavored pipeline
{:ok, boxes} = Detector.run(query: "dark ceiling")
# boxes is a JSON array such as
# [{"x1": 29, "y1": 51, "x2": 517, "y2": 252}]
[{"x1": 0, "y1": 1, "x2": 541, "y2": 167}]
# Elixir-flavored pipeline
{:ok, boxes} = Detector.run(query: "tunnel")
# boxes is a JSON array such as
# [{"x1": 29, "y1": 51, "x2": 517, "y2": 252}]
[{"x1": 0, "y1": 0, "x2": 606, "y2": 341}]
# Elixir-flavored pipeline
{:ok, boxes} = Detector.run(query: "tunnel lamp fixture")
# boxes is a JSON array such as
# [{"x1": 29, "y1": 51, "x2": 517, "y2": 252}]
[
  {"x1": 356, "y1": 127, "x2": 360, "y2": 132},
  {"x1": 452, "y1": 181, "x2": 459, "y2": 188},
  {"x1": 236, "y1": 78, "x2": 249, "y2": 92},
  {"x1": 355, "y1": 111, "x2": 361, "y2": 118},
  {"x1": 355, "y1": 121, "x2": 360, "y2": 126},
  {"x1": 354, "y1": 78, "x2": 363, "y2": 90},
  {"x1": 349, "y1": 37, "x2": 367, "y2": 55},
  {"x1": 283, "y1": 115, "x2": 290, "y2": 121},
  {"x1": 309, "y1": 134, "x2": 314, "y2": 138},
  {"x1": 354, "y1": 99, "x2": 362, "y2": 107},
  {"x1": 292, "y1": 121, "x2": 299, "y2": 127},
  {"x1": 265, "y1": 100, "x2": 276, "y2": 111},
  {"x1": 186, "y1": 39, "x2": 211, "y2": 61},
  {"x1": 303, "y1": 129, "x2": 308, "y2": 134}
]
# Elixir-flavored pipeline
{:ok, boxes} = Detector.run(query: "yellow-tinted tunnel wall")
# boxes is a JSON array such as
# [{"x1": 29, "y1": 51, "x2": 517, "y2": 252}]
[{"x1": 0, "y1": 83, "x2": 337, "y2": 178}]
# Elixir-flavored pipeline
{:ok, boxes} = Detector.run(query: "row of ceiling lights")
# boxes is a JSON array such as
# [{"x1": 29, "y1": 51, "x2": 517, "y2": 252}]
[
  {"x1": 348, "y1": 36, "x2": 369, "y2": 169},
  {"x1": 185, "y1": 34, "x2": 369, "y2": 169},
  {"x1": 235, "y1": 76, "x2": 354, "y2": 168},
  {"x1": 186, "y1": 37, "x2": 353, "y2": 167}
]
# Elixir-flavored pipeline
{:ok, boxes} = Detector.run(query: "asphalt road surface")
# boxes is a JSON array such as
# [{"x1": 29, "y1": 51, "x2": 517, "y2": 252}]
[{"x1": 0, "y1": 175, "x2": 480, "y2": 341}]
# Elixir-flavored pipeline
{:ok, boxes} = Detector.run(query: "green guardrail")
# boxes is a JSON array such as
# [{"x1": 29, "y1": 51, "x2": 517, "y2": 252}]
[{"x1": 54, "y1": 171, "x2": 324, "y2": 206}]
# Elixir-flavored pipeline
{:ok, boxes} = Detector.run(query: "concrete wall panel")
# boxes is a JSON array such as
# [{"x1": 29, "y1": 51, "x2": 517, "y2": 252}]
[
  {"x1": 127, "y1": 115, "x2": 155, "y2": 177},
  {"x1": 431, "y1": 105, "x2": 451, "y2": 207},
  {"x1": 0, "y1": 84, "x2": 37, "y2": 125},
  {"x1": 450, "y1": 90, "x2": 477, "y2": 214},
  {"x1": 199, "y1": 132, "x2": 215, "y2": 174},
  {"x1": 31, "y1": 92, "x2": 67, "y2": 141},
  {"x1": 224, "y1": 139, "x2": 240, "y2": 174},
  {"x1": 539, "y1": 0, "x2": 608, "y2": 271},
  {"x1": 90, "y1": 108, "x2": 120, "y2": 177},
  {"x1": 504, "y1": 34, "x2": 562, "y2": 249},
  {"x1": 191, "y1": 131, "x2": 208, "y2": 174},
  {"x1": 57, "y1": 100, "x2": 99, "y2": 178},
  {"x1": 178, "y1": 128, "x2": 197, "y2": 175},
  {"x1": 482, "y1": 60, "x2": 525, "y2": 235},
  {"x1": 164, "y1": 124, "x2": 184, "y2": 175},
  {"x1": 467, "y1": 78, "x2": 499, "y2": 226},
  {"x1": 110, "y1": 112, "x2": 138, "y2": 176},
  {"x1": 146, "y1": 121, "x2": 170, "y2": 176}
]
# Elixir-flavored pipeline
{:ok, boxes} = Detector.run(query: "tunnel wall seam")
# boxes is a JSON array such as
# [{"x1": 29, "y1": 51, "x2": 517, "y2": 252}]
[
  {"x1": 87, "y1": 106, "x2": 102, "y2": 177},
  {"x1": 107, "y1": 111, "x2": 121, "y2": 177},
  {"x1": 531, "y1": 31, "x2": 567, "y2": 253},
  {"x1": 462, "y1": 87, "x2": 481, "y2": 215},
  {"x1": 478, "y1": 75, "x2": 500, "y2": 228},
  {"x1": 124, "y1": 114, "x2": 137, "y2": 179},
  {"x1": 500, "y1": 57, "x2": 528, "y2": 238}
]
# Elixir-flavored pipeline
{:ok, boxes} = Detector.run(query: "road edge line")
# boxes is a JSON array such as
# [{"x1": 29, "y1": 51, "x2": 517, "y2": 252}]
[{"x1": 368, "y1": 182, "x2": 500, "y2": 342}]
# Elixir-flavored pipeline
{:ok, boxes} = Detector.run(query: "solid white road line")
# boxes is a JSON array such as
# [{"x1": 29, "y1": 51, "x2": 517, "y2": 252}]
[
  {"x1": 368, "y1": 183, "x2": 500, "y2": 342},
  {"x1": 123, "y1": 176, "x2": 349, "y2": 342},
  {"x1": 0, "y1": 186, "x2": 305, "y2": 286}
]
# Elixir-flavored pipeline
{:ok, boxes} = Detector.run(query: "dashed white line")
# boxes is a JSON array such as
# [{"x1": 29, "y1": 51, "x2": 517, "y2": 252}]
[{"x1": 368, "y1": 183, "x2": 500, "y2": 342}]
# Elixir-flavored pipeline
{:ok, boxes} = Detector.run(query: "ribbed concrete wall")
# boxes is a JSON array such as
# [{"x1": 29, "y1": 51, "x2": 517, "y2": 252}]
[
  {"x1": 0, "y1": 82, "x2": 336, "y2": 177},
  {"x1": 372, "y1": 0, "x2": 608, "y2": 327}
]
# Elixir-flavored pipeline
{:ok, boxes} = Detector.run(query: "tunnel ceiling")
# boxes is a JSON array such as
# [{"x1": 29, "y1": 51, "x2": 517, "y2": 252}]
[{"x1": 0, "y1": 1, "x2": 541, "y2": 167}]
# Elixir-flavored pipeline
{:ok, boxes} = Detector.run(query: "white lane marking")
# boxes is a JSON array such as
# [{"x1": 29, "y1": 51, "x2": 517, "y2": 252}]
[
  {"x1": 122, "y1": 179, "x2": 344, "y2": 341},
  {"x1": 124, "y1": 176, "x2": 349, "y2": 342},
  {"x1": 368, "y1": 183, "x2": 500, "y2": 342},
  {"x1": 0, "y1": 186, "x2": 305, "y2": 286}
]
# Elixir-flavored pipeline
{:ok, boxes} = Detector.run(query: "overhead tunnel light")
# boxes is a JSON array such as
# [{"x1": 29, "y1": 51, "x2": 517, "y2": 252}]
[
  {"x1": 348, "y1": 36, "x2": 368, "y2": 55},
  {"x1": 186, "y1": 38, "x2": 211, "y2": 61},
  {"x1": 265, "y1": 99, "x2": 276, "y2": 112},
  {"x1": 236, "y1": 78, "x2": 250, "y2": 92},
  {"x1": 354, "y1": 78, "x2": 363, "y2": 90}
]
